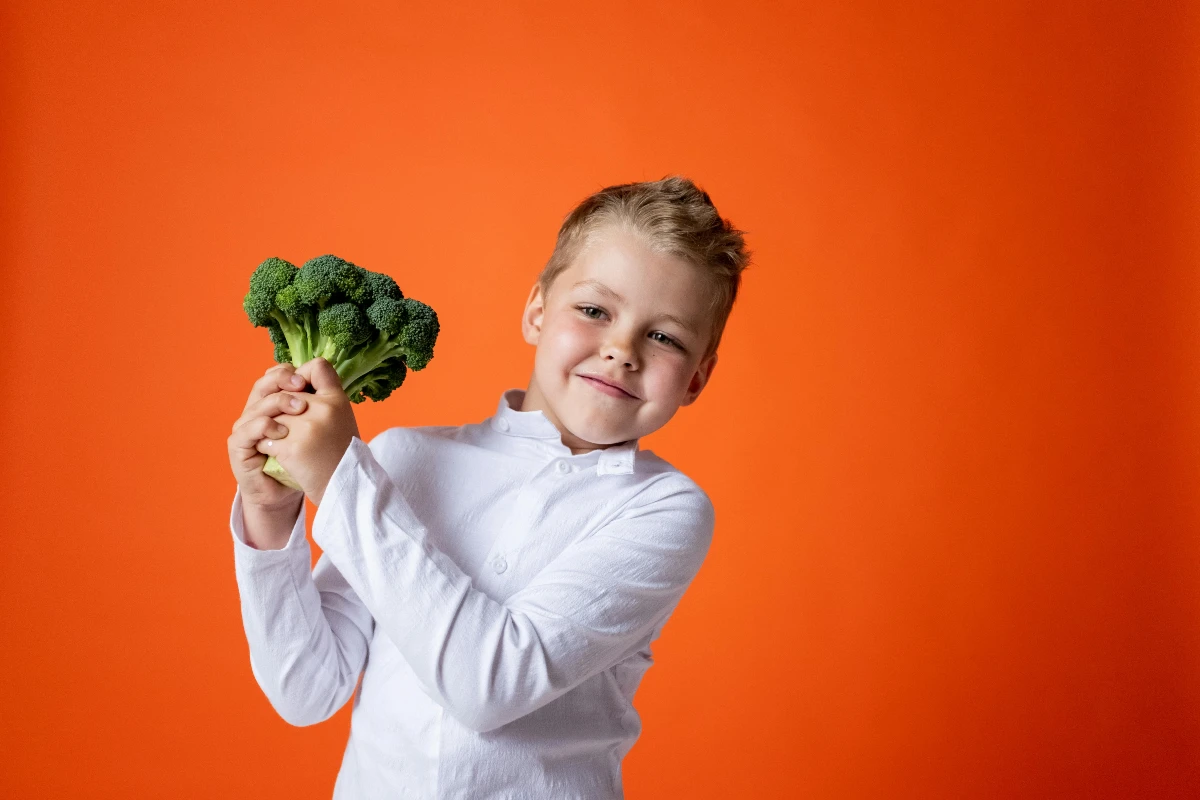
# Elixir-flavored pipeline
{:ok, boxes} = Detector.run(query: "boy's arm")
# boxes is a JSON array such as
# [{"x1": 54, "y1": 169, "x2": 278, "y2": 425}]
[
  {"x1": 311, "y1": 433, "x2": 715, "y2": 734},
  {"x1": 230, "y1": 490, "x2": 375, "y2": 727}
]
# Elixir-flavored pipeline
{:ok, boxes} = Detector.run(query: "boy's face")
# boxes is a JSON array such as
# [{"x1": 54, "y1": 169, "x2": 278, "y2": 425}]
[{"x1": 520, "y1": 226, "x2": 718, "y2": 455}]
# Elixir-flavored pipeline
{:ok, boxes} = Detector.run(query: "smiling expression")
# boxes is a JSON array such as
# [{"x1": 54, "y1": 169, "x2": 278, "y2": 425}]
[{"x1": 519, "y1": 225, "x2": 719, "y2": 455}]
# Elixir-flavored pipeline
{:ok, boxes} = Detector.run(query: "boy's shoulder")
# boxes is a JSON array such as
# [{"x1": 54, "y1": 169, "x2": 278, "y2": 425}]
[
  {"x1": 362, "y1": 423, "x2": 464, "y2": 463},
  {"x1": 364, "y1": 422, "x2": 488, "y2": 453}
]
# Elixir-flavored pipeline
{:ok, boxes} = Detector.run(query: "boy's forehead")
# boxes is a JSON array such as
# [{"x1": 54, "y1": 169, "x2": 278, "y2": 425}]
[{"x1": 570, "y1": 230, "x2": 701, "y2": 291}]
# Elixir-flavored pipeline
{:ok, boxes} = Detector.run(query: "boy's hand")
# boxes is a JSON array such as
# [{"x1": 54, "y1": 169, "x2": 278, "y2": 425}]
[
  {"x1": 255, "y1": 357, "x2": 360, "y2": 506},
  {"x1": 228, "y1": 363, "x2": 312, "y2": 512}
]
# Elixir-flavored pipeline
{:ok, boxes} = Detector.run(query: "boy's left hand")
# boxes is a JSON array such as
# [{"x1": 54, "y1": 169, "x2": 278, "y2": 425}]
[{"x1": 256, "y1": 357, "x2": 360, "y2": 506}]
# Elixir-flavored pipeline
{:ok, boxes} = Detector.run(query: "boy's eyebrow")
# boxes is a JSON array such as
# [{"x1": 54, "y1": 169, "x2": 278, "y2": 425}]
[{"x1": 571, "y1": 279, "x2": 698, "y2": 335}]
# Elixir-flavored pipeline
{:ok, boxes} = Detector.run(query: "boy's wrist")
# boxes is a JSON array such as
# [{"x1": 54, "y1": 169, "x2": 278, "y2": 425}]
[
  {"x1": 242, "y1": 491, "x2": 304, "y2": 516},
  {"x1": 241, "y1": 494, "x2": 304, "y2": 550}
]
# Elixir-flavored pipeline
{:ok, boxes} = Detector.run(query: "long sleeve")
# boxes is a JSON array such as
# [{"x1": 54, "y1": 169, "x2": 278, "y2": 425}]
[
  {"x1": 230, "y1": 490, "x2": 375, "y2": 727},
  {"x1": 310, "y1": 434, "x2": 715, "y2": 734}
]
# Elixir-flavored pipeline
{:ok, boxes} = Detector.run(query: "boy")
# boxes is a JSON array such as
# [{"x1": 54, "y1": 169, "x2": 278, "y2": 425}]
[{"x1": 225, "y1": 175, "x2": 750, "y2": 799}]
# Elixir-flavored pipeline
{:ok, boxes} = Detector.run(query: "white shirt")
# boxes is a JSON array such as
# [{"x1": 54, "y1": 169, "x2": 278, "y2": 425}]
[{"x1": 229, "y1": 387, "x2": 716, "y2": 799}]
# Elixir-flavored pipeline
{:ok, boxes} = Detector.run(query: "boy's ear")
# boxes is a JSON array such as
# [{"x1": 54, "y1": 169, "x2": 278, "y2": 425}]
[
  {"x1": 521, "y1": 283, "x2": 545, "y2": 345},
  {"x1": 681, "y1": 352, "x2": 718, "y2": 407}
]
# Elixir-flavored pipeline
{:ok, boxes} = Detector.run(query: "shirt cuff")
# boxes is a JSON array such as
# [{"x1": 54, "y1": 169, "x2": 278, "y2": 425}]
[{"x1": 229, "y1": 487, "x2": 309, "y2": 560}]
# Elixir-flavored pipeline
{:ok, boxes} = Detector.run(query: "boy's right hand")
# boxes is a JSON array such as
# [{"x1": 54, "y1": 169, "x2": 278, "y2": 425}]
[{"x1": 228, "y1": 363, "x2": 312, "y2": 512}]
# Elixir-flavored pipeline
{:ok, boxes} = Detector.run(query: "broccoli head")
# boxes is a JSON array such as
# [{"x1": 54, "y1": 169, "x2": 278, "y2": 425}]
[{"x1": 242, "y1": 254, "x2": 441, "y2": 489}]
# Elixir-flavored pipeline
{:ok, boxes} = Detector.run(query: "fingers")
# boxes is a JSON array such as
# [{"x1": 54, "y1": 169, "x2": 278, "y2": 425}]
[
  {"x1": 233, "y1": 389, "x2": 309, "y2": 433},
  {"x1": 254, "y1": 434, "x2": 282, "y2": 456},
  {"x1": 244, "y1": 364, "x2": 309, "y2": 412},
  {"x1": 228, "y1": 414, "x2": 290, "y2": 459},
  {"x1": 295, "y1": 357, "x2": 342, "y2": 396}
]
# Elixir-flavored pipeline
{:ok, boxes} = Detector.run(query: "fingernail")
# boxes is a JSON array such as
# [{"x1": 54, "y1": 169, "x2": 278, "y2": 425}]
[
  {"x1": 290, "y1": 376, "x2": 304, "y2": 388},
  {"x1": 290, "y1": 398, "x2": 302, "y2": 410}
]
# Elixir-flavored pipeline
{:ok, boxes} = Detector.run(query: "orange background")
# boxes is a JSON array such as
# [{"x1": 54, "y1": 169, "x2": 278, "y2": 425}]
[{"x1": 2, "y1": 1, "x2": 1198, "y2": 797}]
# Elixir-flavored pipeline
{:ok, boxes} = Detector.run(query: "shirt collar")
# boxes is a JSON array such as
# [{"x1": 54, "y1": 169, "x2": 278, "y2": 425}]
[{"x1": 490, "y1": 388, "x2": 639, "y2": 475}]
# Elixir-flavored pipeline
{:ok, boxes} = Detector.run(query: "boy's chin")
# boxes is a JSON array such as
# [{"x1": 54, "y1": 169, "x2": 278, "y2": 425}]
[{"x1": 557, "y1": 415, "x2": 628, "y2": 449}]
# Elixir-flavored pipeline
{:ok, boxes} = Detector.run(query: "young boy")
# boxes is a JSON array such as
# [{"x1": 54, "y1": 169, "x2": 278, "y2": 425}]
[{"x1": 225, "y1": 175, "x2": 750, "y2": 799}]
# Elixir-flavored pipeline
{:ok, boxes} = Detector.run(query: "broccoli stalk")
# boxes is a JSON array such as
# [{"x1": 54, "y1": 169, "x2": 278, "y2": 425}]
[{"x1": 242, "y1": 254, "x2": 440, "y2": 490}]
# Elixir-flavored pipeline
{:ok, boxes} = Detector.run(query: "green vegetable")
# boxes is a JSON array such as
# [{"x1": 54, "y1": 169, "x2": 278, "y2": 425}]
[{"x1": 243, "y1": 254, "x2": 440, "y2": 489}]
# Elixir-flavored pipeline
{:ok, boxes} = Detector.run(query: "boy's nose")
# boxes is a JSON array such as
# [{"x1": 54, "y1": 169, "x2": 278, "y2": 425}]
[{"x1": 602, "y1": 344, "x2": 635, "y2": 367}]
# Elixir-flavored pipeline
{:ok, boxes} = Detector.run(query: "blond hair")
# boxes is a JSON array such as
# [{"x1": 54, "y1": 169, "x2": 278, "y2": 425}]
[{"x1": 537, "y1": 175, "x2": 751, "y2": 362}]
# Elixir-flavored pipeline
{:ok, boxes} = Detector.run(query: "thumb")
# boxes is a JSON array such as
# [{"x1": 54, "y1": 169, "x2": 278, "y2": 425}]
[{"x1": 300, "y1": 357, "x2": 344, "y2": 396}]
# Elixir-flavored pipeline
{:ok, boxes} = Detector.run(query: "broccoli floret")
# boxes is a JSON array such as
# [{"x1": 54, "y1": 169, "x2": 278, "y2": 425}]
[
  {"x1": 317, "y1": 302, "x2": 373, "y2": 355},
  {"x1": 397, "y1": 298, "x2": 439, "y2": 371},
  {"x1": 242, "y1": 254, "x2": 441, "y2": 490},
  {"x1": 365, "y1": 296, "x2": 407, "y2": 335},
  {"x1": 243, "y1": 257, "x2": 297, "y2": 326},
  {"x1": 360, "y1": 269, "x2": 403, "y2": 302},
  {"x1": 362, "y1": 296, "x2": 439, "y2": 367},
  {"x1": 292, "y1": 254, "x2": 360, "y2": 307}
]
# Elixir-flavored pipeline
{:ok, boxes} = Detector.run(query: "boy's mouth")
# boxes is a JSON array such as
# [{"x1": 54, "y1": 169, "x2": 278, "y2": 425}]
[{"x1": 578, "y1": 374, "x2": 638, "y2": 399}]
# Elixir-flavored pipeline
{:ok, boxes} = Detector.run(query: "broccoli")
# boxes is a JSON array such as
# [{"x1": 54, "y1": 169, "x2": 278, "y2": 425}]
[{"x1": 242, "y1": 254, "x2": 440, "y2": 489}]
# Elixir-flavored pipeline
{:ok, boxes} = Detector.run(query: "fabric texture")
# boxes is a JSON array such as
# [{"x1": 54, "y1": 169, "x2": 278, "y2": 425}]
[{"x1": 230, "y1": 387, "x2": 715, "y2": 799}]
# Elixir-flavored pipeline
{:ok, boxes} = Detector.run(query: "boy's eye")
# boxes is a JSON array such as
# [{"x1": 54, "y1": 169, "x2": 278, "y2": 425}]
[
  {"x1": 576, "y1": 305, "x2": 683, "y2": 350},
  {"x1": 650, "y1": 332, "x2": 680, "y2": 348}
]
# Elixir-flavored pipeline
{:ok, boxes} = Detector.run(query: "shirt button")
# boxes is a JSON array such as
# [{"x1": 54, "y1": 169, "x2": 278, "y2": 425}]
[
  {"x1": 497, "y1": 419, "x2": 510, "y2": 431},
  {"x1": 556, "y1": 461, "x2": 570, "y2": 474},
  {"x1": 492, "y1": 557, "x2": 508, "y2": 574}
]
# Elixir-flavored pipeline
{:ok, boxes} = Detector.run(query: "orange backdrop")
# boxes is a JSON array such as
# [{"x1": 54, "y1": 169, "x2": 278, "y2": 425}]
[{"x1": 2, "y1": 1, "x2": 1198, "y2": 797}]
